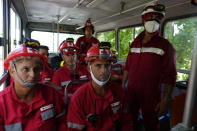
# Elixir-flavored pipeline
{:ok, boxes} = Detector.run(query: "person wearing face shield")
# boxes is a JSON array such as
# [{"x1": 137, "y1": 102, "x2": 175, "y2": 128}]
[
  {"x1": 52, "y1": 38, "x2": 89, "y2": 102},
  {"x1": 122, "y1": 2, "x2": 177, "y2": 131},
  {"x1": 0, "y1": 44, "x2": 67, "y2": 131},
  {"x1": 76, "y1": 19, "x2": 100, "y2": 65},
  {"x1": 67, "y1": 42, "x2": 133, "y2": 131}
]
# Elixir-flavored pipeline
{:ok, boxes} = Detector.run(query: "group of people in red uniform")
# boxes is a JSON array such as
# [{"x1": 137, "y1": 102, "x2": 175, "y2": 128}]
[{"x1": 0, "y1": 2, "x2": 177, "y2": 131}]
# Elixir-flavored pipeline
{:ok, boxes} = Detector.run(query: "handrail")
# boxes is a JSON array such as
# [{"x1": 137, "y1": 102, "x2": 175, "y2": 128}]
[
  {"x1": 171, "y1": 26, "x2": 197, "y2": 131},
  {"x1": 0, "y1": 72, "x2": 9, "y2": 87},
  {"x1": 177, "y1": 69, "x2": 190, "y2": 74}
]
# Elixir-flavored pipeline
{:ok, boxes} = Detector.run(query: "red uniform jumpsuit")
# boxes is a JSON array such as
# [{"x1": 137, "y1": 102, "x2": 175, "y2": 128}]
[
  {"x1": 52, "y1": 65, "x2": 89, "y2": 101},
  {"x1": 125, "y1": 31, "x2": 177, "y2": 131},
  {"x1": 0, "y1": 83, "x2": 67, "y2": 131},
  {"x1": 67, "y1": 81, "x2": 133, "y2": 131},
  {"x1": 40, "y1": 62, "x2": 53, "y2": 82},
  {"x1": 76, "y1": 36, "x2": 99, "y2": 64}
]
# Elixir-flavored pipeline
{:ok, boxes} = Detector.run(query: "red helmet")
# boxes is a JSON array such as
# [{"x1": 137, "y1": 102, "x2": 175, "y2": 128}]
[
  {"x1": 59, "y1": 40, "x2": 78, "y2": 55},
  {"x1": 4, "y1": 44, "x2": 46, "y2": 70},
  {"x1": 85, "y1": 44, "x2": 114, "y2": 62}
]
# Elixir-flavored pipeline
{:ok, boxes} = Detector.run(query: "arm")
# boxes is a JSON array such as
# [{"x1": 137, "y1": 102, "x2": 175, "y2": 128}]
[
  {"x1": 76, "y1": 38, "x2": 82, "y2": 54},
  {"x1": 120, "y1": 90, "x2": 133, "y2": 131},
  {"x1": 67, "y1": 96, "x2": 86, "y2": 131},
  {"x1": 121, "y1": 70, "x2": 128, "y2": 89},
  {"x1": 52, "y1": 89, "x2": 67, "y2": 131},
  {"x1": 52, "y1": 71, "x2": 61, "y2": 87},
  {"x1": 0, "y1": 101, "x2": 5, "y2": 131},
  {"x1": 122, "y1": 53, "x2": 130, "y2": 89},
  {"x1": 155, "y1": 42, "x2": 177, "y2": 116}
]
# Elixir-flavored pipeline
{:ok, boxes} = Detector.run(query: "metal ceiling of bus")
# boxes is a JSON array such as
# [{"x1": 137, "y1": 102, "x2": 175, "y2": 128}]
[
  {"x1": 23, "y1": 0, "x2": 154, "y2": 25},
  {"x1": 23, "y1": 0, "x2": 197, "y2": 31}
]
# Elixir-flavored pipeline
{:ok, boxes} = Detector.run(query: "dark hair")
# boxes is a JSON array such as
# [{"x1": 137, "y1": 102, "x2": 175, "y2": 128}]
[
  {"x1": 83, "y1": 26, "x2": 95, "y2": 34},
  {"x1": 39, "y1": 45, "x2": 49, "y2": 50},
  {"x1": 24, "y1": 39, "x2": 41, "y2": 50}
]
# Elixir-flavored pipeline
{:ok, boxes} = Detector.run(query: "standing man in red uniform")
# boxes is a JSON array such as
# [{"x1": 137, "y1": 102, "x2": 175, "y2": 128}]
[
  {"x1": 52, "y1": 39, "x2": 89, "y2": 102},
  {"x1": 122, "y1": 2, "x2": 177, "y2": 131},
  {"x1": 76, "y1": 19, "x2": 100, "y2": 64},
  {"x1": 67, "y1": 43, "x2": 133, "y2": 131},
  {"x1": 0, "y1": 45, "x2": 67, "y2": 131}
]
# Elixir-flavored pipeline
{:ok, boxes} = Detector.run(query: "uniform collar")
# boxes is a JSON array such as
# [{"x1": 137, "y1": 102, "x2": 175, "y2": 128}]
[
  {"x1": 89, "y1": 81, "x2": 113, "y2": 102},
  {"x1": 134, "y1": 30, "x2": 159, "y2": 45},
  {"x1": 10, "y1": 82, "x2": 45, "y2": 106}
]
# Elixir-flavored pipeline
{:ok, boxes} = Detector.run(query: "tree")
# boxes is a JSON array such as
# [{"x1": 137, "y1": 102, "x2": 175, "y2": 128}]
[{"x1": 164, "y1": 17, "x2": 197, "y2": 80}]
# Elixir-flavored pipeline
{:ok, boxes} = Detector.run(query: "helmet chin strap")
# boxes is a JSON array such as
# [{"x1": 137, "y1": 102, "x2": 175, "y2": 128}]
[
  {"x1": 12, "y1": 62, "x2": 37, "y2": 88},
  {"x1": 90, "y1": 65, "x2": 111, "y2": 86}
]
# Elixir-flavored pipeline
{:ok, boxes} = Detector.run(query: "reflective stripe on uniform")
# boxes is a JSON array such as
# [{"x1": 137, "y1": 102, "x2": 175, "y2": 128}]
[
  {"x1": 56, "y1": 109, "x2": 66, "y2": 118},
  {"x1": 4, "y1": 122, "x2": 22, "y2": 131},
  {"x1": 130, "y1": 47, "x2": 165, "y2": 56},
  {"x1": 61, "y1": 81, "x2": 71, "y2": 86},
  {"x1": 44, "y1": 78, "x2": 51, "y2": 81},
  {"x1": 67, "y1": 122, "x2": 85, "y2": 130},
  {"x1": 41, "y1": 108, "x2": 55, "y2": 120}
]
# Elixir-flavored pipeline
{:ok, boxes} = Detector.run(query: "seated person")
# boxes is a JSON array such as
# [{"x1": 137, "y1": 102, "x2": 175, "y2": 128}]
[
  {"x1": 0, "y1": 44, "x2": 67, "y2": 130},
  {"x1": 67, "y1": 43, "x2": 132, "y2": 131},
  {"x1": 38, "y1": 45, "x2": 53, "y2": 82},
  {"x1": 52, "y1": 39, "x2": 89, "y2": 103}
]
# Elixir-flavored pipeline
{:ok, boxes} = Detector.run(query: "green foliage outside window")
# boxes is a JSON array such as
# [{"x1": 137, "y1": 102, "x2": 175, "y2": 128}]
[
  {"x1": 164, "y1": 17, "x2": 197, "y2": 80},
  {"x1": 119, "y1": 26, "x2": 144, "y2": 59},
  {"x1": 119, "y1": 28, "x2": 133, "y2": 59},
  {"x1": 97, "y1": 31, "x2": 116, "y2": 50}
]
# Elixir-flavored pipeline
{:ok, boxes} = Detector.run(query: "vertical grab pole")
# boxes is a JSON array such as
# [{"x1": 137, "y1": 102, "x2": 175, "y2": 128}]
[
  {"x1": 56, "y1": 15, "x2": 60, "y2": 51},
  {"x1": 182, "y1": 26, "x2": 197, "y2": 129},
  {"x1": 171, "y1": 26, "x2": 197, "y2": 131}
]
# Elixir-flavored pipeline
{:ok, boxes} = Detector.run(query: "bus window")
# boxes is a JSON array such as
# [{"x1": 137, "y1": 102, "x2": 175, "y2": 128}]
[
  {"x1": 97, "y1": 30, "x2": 115, "y2": 50},
  {"x1": 0, "y1": 0, "x2": 2, "y2": 37},
  {"x1": 0, "y1": 0, "x2": 3, "y2": 91},
  {"x1": 164, "y1": 17, "x2": 197, "y2": 81},
  {"x1": 10, "y1": 7, "x2": 21, "y2": 51},
  {"x1": 31, "y1": 31, "x2": 82, "y2": 52},
  {"x1": 119, "y1": 26, "x2": 144, "y2": 59}
]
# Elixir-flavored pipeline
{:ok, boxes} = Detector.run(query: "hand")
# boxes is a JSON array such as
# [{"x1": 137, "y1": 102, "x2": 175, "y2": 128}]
[
  {"x1": 122, "y1": 83, "x2": 126, "y2": 89},
  {"x1": 111, "y1": 74, "x2": 121, "y2": 80},
  {"x1": 155, "y1": 98, "x2": 170, "y2": 117}
]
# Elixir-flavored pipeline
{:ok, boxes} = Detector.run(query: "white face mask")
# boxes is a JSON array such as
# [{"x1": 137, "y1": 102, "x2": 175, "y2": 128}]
[
  {"x1": 90, "y1": 65, "x2": 111, "y2": 86},
  {"x1": 144, "y1": 20, "x2": 160, "y2": 33}
]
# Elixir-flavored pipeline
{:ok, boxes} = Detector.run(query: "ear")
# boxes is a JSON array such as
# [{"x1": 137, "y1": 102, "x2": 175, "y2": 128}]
[
  {"x1": 8, "y1": 65, "x2": 15, "y2": 78},
  {"x1": 87, "y1": 64, "x2": 90, "y2": 72}
]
